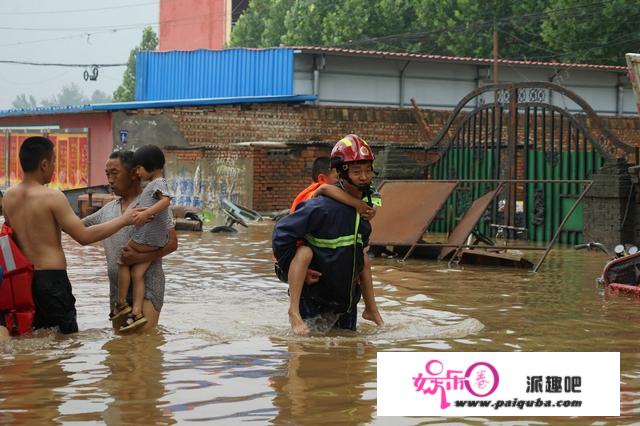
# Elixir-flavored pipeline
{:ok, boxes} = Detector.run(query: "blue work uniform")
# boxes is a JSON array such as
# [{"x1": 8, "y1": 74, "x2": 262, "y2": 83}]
[{"x1": 272, "y1": 194, "x2": 371, "y2": 330}]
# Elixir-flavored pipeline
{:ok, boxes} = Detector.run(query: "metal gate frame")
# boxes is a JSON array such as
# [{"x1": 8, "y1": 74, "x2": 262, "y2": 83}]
[{"x1": 425, "y1": 81, "x2": 635, "y2": 243}]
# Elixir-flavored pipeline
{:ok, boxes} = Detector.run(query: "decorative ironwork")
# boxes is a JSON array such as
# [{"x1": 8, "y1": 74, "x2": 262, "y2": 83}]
[
  {"x1": 517, "y1": 87, "x2": 547, "y2": 104},
  {"x1": 426, "y1": 81, "x2": 631, "y2": 245},
  {"x1": 496, "y1": 89, "x2": 510, "y2": 104},
  {"x1": 427, "y1": 81, "x2": 633, "y2": 160}
]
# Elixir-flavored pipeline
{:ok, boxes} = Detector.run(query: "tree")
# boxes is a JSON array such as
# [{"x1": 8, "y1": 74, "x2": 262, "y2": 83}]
[
  {"x1": 230, "y1": 0, "x2": 419, "y2": 49},
  {"x1": 90, "y1": 90, "x2": 112, "y2": 104},
  {"x1": 11, "y1": 94, "x2": 38, "y2": 109},
  {"x1": 412, "y1": 0, "x2": 552, "y2": 58},
  {"x1": 281, "y1": 0, "x2": 337, "y2": 45},
  {"x1": 229, "y1": 0, "x2": 293, "y2": 47},
  {"x1": 229, "y1": 0, "x2": 555, "y2": 60},
  {"x1": 113, "y1": 26, "x2": 158, "y2": 102},
  {"x1": 41, "y1": 82, "x2": 87, "y2": 107},
  {"x1": 11, "y1": 85, "x2": 112, "y2": 109},
  {"x1": 320, "y1": 0, "x2": 419, "y2": 51},
  {"x1": 541, "y1": 0, "x2": 640, "y2": 65}
]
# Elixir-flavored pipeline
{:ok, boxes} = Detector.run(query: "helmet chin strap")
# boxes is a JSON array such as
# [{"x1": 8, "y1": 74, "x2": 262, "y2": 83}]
[{"x1": 338, "y1": 166, "x2": 372, "y2": 193}]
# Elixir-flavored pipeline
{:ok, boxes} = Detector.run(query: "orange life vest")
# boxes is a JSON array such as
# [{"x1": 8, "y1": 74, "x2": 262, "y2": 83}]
[
  {"x1": 0, "y1": 224, "x2": 35, "y2": 336},
  {"x1": 290, "y1": 181, "x2": 324, "y2": 214}
]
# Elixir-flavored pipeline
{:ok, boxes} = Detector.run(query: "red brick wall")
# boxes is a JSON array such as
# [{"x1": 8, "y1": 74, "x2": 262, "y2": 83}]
[{"x1": 252, "y1": 145, "x2": 332, "y2": 211}]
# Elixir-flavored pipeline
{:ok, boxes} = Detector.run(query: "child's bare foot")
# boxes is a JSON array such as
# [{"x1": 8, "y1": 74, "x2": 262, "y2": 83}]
[
  {"x1": 288, "y1": 311, "x2": 310, "y2": 336},
  {"x1": 363, "y1": 308, "x2": 384, "y2": 326}
]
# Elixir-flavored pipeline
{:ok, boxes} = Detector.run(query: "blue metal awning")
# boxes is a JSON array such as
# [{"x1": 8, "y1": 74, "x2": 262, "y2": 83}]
[{"x1": 0, "y1": 95, "x2": 317, "y2": 118}]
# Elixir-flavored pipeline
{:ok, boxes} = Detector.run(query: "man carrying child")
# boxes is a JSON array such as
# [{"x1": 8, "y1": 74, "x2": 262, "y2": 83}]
[{"x1": 272, "y1": 134, "x2": 384, "y2": 335}]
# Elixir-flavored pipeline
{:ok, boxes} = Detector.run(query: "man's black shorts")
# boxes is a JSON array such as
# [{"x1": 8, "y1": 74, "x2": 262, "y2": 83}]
[{"x1": 32, "y1": 270, "x2": 78, "y2": 334}]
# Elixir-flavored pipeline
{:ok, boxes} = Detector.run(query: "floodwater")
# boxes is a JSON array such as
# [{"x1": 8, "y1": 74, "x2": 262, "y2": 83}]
[{"x1": 1, "y1": 222, "x2": 639, "y2": 425}]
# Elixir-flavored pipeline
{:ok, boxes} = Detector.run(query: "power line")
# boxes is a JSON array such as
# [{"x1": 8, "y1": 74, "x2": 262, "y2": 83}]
[
  {"x1": 0, "y1": 13, "x2": 226, "y2": 48},
  {"x1": 0, "y1": 1, "x2": 158, "y2": 16},
  {"x1": 0, "y1": 60, "x2": 126, "y2": 68},
  {"x1": 0, "y1": 14, "x2": 212, "y2": 33},
  {"x1": 0, "y1": 22, "x2": 160, "y2": 32}
]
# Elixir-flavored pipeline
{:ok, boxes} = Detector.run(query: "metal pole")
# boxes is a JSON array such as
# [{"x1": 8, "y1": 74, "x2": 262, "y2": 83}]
[
  {"x1": 533, "y1": 181, "x2": 593, "y2": 272},
  {"x1": 374, "y1": 243, "x2": 550, "y2": 250},
  {"x1": 493, "y1": 29, "x2": 499, "y2": 86},
  {"x1": 382, "y1": 178, "x2": 593, "y2": 184}
]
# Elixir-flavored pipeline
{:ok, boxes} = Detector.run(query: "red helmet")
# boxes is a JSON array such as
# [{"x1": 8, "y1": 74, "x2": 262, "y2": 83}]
[{"x1": 330, "y1": 134, "x2": 374, "y2": 167}]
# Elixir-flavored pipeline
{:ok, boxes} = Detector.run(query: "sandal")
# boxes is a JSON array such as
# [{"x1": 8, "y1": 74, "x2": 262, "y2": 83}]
[
  {"x1": 109, "y1": 303, "x2": 132, "y2": 321},
  {"x1": 119, "y1": 312, "x2": 148, "y2": 332}
]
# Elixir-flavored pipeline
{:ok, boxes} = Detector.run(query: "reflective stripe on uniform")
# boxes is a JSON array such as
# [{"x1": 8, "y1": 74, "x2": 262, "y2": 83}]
[
  {"x1": 305, "y1": 233, "x2": 363, "y2": 249},
  {"x1": 0, "y1": 235, "x2": 16, "y2": 272}
]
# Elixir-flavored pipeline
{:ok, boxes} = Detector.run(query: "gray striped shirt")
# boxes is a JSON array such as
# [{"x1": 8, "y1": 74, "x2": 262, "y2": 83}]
[{"x1": 83, "y1": 196, "x2": 173, "y2": 311}]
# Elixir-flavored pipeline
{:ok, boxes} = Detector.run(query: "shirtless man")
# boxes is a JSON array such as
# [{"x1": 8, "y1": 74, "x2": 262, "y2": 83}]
[
  {"x1": 0, "y1": 324, "x2": 8, "y2": 341},
  {"x1": 1, "y1": 136, "x2": 138, "y2": 334}
]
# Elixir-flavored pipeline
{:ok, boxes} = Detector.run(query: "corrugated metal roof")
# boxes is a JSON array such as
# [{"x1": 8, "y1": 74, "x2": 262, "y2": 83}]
[
  {"x1": 135, "y1": 48, "x2": 295, "y2": 101},
  {"x1": 295, "y1": 46, "x2": 627, "y2": 72},
  {"x1": 0, "y1": 104, "x2": 94, "y2": 118},
  {"x1": 0, "y1": 95, "x2": 316, "y2": 118}
]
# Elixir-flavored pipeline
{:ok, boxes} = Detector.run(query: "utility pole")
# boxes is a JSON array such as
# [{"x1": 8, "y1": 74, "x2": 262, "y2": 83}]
[
  {"x1": 492, "y1": 27, "x2": 499, "y2": 85},
  {"x1": 492, "y1": 25, "x2": 500, "y2": 136}
]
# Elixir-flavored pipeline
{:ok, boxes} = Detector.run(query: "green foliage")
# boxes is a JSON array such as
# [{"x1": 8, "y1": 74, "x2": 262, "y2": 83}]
[
  {"x1": 12, "y1": 86, "x2": 111, "y2": 109},
  {"x1": 113, "y1": 26, "x2": 158, "y2": 102},
  {"x1": 229, "y1": 0, "x2": 294, "y2": 47},
  {"x1": 415, "y1": 0, "x2": 551, "y2": 58},
  {"x1": 90, "y1": 90, "x2": 112, "y2": 104},
  {"x1": 11, "y1": 94, "x2": 38, "y2": 109},
  {"x1": 282, "y1": 0, "x2": 336, "y2": 45},
  {"x1": 41, "y1": 83, "x2": 87, "y2": 107},
  {"x1": 229, "y1": 0, "x2": 638, "y2": 65},
  {"x1": 541, "y1": 0, "x2": 640, "y2": 65}
]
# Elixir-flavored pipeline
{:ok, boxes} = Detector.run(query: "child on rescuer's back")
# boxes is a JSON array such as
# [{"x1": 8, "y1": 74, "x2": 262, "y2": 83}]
[
  {"x1": 111, "y1": 144, "x2": 173, "y2": 332},
  {"x1": 273, "y1": 135, "x2": 384, "y2": 336},
  {"x1": 291, "y1": 156, "x2": 377, "y2": 219},
  {"x1": 288, "y1": 156, "x2": 379, "y2": 314}
]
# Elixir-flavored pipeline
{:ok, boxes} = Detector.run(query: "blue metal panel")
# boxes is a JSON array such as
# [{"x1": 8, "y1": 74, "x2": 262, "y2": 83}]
[
  {"x1": 0, "y1": 104, "x2": 93, "y2": 118},
  {"x1": 0, "y1": 95, "x2": 316, "y2": 118},
  {"x1": 94, "y1": 95, "x2": 316, "y2": 110},
  {"x1": 135, "y1": 48, "x2": 295, "y2": 101}
]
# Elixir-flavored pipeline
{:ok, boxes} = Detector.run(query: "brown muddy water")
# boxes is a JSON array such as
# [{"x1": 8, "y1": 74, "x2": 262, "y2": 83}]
[{"x1": 0, "y1": 222, "x2": 639, "y2": 425}]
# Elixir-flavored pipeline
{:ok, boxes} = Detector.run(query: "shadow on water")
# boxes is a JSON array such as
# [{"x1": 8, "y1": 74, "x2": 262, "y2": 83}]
[{"x1": 0, "y1": 223, "x2": 638, "y2": 424}]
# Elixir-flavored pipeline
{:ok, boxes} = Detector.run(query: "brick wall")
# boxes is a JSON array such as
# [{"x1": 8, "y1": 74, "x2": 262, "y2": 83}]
[
  {"x1": 126, "y1": 103, "x2": 640, "y2": 211},
  {"x1": 252, "y1": 145, "x2": 331, "y2": 211},
  {"x1": 583, "y1": 160, "x2": 634, "y2": 246},
  {"x1": 146, "y1": 104, "x2": 640, "y2": 149},
  {"x1": 128, "y1": 104, "x2": 445, "y2": 147}
]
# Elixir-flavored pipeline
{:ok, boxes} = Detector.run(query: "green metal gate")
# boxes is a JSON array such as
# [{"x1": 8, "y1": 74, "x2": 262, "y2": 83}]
[{"x1": 426, "y1": 82, "x2": 634, "y2": 244}]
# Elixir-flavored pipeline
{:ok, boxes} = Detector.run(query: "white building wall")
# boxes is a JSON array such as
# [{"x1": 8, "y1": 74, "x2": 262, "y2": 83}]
[{"x1": 294, "y1": 53, "x2": 636, "y2": 116}]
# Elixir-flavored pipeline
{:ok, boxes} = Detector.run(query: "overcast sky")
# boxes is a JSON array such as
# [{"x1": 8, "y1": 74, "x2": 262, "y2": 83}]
[{"x1": 0, "y1": 0, "x2": 159, "y2": 109}]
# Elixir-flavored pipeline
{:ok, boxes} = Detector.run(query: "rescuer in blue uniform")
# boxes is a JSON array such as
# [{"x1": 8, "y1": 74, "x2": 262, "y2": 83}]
[{"x1": 272, "y1": 135, "x2": 384, "y2": 335}]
